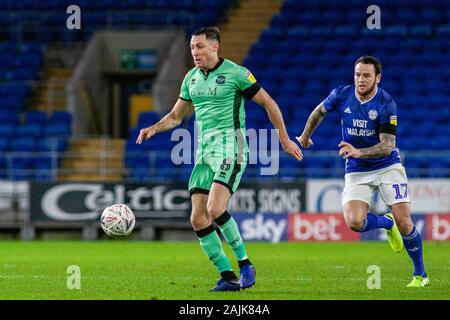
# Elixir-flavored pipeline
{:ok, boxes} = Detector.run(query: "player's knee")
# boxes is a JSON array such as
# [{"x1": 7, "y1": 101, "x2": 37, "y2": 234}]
[
  {"x1": 189, "y1": 215, "x2": 200, "y2": 229},
  {"x1": 345, "y1": 217, "x2": 365, "y2": 232},
  {"x1": 190, "y1": 212, "x2": 210, "y2": 230},
  {"x1": 206, "y1": 203, "x2": 225, "y2": 220},
  {"x1": 343, "y1": 202, "x2": 368, "y2": 232}
]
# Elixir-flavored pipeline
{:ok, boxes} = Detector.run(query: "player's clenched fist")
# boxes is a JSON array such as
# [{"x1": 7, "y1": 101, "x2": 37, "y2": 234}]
[
  {"x1": 295, "y1": 135, "x2": 314, "y2": 148},
  {"x1": 136, "y1": 127, "x2": 156, "y2": 144}
]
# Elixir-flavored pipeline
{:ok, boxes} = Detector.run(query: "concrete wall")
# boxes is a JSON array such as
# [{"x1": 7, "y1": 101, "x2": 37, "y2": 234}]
[{"x1": 67, "y1": 28, "x2": 187, "y2": 137}]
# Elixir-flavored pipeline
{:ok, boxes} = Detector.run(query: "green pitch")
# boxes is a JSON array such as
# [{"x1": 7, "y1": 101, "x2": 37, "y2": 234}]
[{"x1": 0, "y1": 241, "x2": 449, "y2": 300}]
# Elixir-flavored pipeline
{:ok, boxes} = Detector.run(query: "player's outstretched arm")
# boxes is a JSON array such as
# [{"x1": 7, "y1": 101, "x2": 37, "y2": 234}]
[
  {"x1": 252, "y1": 88, "x2": 303, "y2": 161},
  {"x1": 296, "y1": 103, "x2": 327, "y2": 148},
  {"x1": 136, "y1": 98, "x2": 193, "y2": 144}
]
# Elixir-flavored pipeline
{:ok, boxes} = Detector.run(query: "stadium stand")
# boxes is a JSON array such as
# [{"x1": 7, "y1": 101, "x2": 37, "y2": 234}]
[
  {"x1": 0, "y1": 0, "x2": 232, "y2": 181},
  {"x1": 0, "y1": 0, "x2": 448, "y2": 181},
  {"x1": 241, "y1": 0, "x2": 450, "y2": 178},
  {"x1": 0, "y1": 109, "x2": 71, "y2": 180},
  {"x1": 124, "y1": 0, "x2": 449, "y2": 180},
  {"x1": 0, "y1": 0, "x2": 231, "y2": 42}
]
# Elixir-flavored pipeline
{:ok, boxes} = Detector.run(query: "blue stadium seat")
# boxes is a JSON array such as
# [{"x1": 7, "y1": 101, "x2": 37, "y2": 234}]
[
  {"x1": 0, "y1": 137, "x2": 10, "y2": 152},
  {"x1": 7, "y1": 67, "x2": 36, "y2": 80},
  {"x1": 48, "y1": 111, "x2": 72, "y2": 126},
  {"x1": 334, "y1": 25, "x2": 358, "y2": 37},
  {"x1": 420, "y1": 10, "x2": 445, "y2": 24},
  {"x1": 25, "y1": 111, "x2": 47, "y2": 124},
  {"x1": 11, "y1": 137, "x2": 37, "y2": 152},
  {"x1": 0, "y1": 95, "x2": 25, "y2": 111},
  {"x1": 18, "y1": 123, "x2": 44, "y2": 138},
  {"x1": 33, "y1": 156, "x2": 56, "y2": 181},
  {"x1": 0, "y1": 84, "x2": 29, "y2": 99},
  {"x1": 44, "y1": 123, "x2": 71, "y2": 137},
  {"x1": 9, "y1": 158, "x2": 33, "y2": 180},
  {"x1": 137, "y1": 111, "x2": 161, "y2": 128},
  {"x1": 436, "y1": 24, "x2": 450, "y2": 36},
  {"x1": 19, "y1": 42, "x2": 43, "y2": 54},
  {"x1": 179, "y1": 164, "x2": 194, "y2": 181},
  {"x1": 0, "y1": 123, "x2": 17, "y2": 138},
  {"x1": 0, "y1": 111, "x2": 20, "y2": 125},
  {"x1": 410, "y1": 24, "x2": 433, "y2": 37},
  {"x1": 36, "y1": 137, "x2": 68, "y2": 152},
  {"x1": 130, "y1": 168, "x2": 152, "y2": 181}
]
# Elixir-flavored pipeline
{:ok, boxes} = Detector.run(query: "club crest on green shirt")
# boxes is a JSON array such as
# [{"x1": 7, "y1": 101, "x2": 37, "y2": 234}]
[{"x1": 216, "y1": 75, "x2": 226, "y2": 84}]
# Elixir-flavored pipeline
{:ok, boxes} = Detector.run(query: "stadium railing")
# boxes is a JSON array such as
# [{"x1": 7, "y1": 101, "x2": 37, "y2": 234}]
[
  {"x1": 0, "y1": 150, "x2": 448, "y2": 182},
  {"x1": 0, "y1": 80, "x2": 68, "y2": 114}
]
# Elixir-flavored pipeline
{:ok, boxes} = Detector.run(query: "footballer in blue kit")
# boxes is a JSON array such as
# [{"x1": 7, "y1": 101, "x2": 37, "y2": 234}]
[
  {"x1": 322, "y1": 83, "x2": 401, "y2": 173},
  {"x1": 297, "y1": 56, "x2": 429, "y2": 287}
]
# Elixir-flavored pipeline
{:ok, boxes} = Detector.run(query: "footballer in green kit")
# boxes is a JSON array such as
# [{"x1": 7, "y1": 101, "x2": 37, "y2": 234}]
[
  {"x1": 137, "y1": 27, "x2": 302, "y2": 292},
  {"x1": 180, "y1": 53, "x2": 256, "y2": 194}
]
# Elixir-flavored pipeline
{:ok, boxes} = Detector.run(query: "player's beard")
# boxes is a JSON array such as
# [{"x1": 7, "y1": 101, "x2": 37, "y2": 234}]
[{"x1": 357, "y1": 81, "x2": 377, "y2": 97}]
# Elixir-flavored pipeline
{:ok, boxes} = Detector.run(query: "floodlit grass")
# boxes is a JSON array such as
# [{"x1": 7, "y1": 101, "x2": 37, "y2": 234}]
[{"x1": 0, "y1": 241, "x2": 448, "y2": 300}]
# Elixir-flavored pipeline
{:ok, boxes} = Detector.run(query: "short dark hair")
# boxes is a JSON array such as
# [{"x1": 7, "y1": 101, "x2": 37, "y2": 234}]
[
  {"x1": 191, "y1": 26, "x2": 221, "y2": 44},
  {"x1": 355, "y1": 55, "x2": 382, "y2": 75}
]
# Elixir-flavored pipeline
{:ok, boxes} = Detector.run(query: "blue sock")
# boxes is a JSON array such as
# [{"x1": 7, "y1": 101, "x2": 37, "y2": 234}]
[
  {"x1": 359, "y1": 213, "x2": 394, "y2": 232},
  {"x1": 402, "y1": 226, "x2": 427, "y2": 277}
]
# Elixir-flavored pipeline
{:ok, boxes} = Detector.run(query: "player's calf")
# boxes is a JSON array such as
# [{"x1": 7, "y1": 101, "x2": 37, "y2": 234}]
[
  {"x1": 214, "y1": 211, "x2": 256, "y2": 289},
  {"x1": 395, "y1": 217, "x2": 414, "y2": 235},
  {"x1": 215, "y1": 211, "x2": 248, "y2": 260}
]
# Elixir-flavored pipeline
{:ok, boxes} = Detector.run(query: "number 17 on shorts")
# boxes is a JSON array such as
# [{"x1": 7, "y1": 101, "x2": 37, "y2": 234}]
[{"x1": 392, "y1": 183, "x2": 408, "y2": 201}]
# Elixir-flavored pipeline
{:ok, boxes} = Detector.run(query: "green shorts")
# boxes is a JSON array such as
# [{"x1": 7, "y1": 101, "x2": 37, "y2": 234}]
[{"x1": 188, "y1": 153, "x2": 247, "y2": 195}]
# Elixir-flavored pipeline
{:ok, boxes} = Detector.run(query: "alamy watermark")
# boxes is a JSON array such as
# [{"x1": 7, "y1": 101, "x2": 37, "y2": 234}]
[
  {"x1": 66, "y1": 265, "x2": 81, "y2": 290},
  {"x1": 66, "y1": 4, "x2": 381, "y2": 31},
  {"x1": 366, "y1": 265, "x2": 381, "y2": 289},
  {"x1": 62, "y1": 4, "x2": 382, "y2": 177},
  {"x1": 66, "y1": 5, "x2": 81, "y2": 30},
  {"x1": 366, "y1": 5, "x2": 381, "y2": 29},
  {"x1": 168, "y1": 122, "x2": 281, "y2": 175}
]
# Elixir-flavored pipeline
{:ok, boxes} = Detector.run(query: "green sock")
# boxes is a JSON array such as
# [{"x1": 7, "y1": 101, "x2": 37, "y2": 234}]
[
  {"x1": 197, "y1": 226, "x2": 232, "y2": 274},
  {"x1": 216, "y1": 213, "x2": 248, "y2": 261}
]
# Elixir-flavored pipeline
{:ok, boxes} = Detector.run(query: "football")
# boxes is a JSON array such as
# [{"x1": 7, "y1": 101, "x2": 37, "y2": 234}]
[{"x1": 100, "y1": 204, "x2": 136, "y2": 237}]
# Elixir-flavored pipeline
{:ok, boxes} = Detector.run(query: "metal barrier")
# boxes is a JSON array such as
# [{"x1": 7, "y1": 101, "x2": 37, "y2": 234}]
[
  {"x1": 0, "y1": 150, "x2": 449, "y2": 182},
  {"x1": 0, "y1": 79, "x2": 69, "y2": 114}
]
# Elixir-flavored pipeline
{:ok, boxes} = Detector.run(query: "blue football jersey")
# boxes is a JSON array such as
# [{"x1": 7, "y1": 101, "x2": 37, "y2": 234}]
[{"x1": 322, "y1": 85, "x2": 401, "y2": 173}]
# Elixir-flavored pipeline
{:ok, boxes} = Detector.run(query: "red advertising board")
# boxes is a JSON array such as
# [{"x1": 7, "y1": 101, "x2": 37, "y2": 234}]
[
  {"x1": 288, "y1": 213, "x2": 360, "y2": 241},
  {"x1": 426, "y1": 214, "x2": 450, "y2": 241}
]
